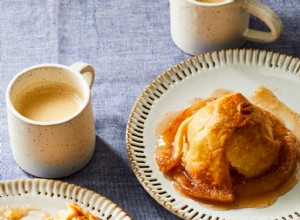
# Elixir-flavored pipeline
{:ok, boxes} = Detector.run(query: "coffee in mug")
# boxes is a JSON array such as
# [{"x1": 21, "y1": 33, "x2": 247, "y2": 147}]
[
  {"x1": 196, "y1": 0, "x2": 224, "y2": 2},
  {"x1": 14, "y1": 81, "x2": 83, "y2": 122}
]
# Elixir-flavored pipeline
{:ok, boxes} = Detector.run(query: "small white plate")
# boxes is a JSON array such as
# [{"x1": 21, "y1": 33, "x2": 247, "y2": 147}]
[
  {"x1": 0, "y1": 178, "x2": 131, "y2": 220},
  {"x1": 126, "y1": 49, "x2": 300, "y2": 220}
]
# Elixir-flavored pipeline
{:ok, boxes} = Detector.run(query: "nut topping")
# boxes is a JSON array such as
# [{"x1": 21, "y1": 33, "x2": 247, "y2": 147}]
[{"x1": 238, "y1": 102, "x2": 253, "y2": 114}]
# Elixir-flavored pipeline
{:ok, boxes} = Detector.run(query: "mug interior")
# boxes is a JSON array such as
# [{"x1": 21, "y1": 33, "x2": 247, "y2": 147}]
[
  {"x1": 186, "y1": 0, "x2": 235, "y2": 6},
  {"x1": 7, "y1": 64, "x2": 90, "y2": 125}
]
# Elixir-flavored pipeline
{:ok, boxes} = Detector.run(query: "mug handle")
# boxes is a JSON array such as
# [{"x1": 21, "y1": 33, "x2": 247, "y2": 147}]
[
  {"x1": 70, "y1": 62, "x2": 95, "y2": 88},
  {"x1": 242, "y1": 0, "x2": 283, "y2": 43}
]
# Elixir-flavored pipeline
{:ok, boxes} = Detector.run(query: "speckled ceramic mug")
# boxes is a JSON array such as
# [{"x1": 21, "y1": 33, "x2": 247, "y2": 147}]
[
  {"x1": 170, "y1": 0, "x2": 283, "y2": 55},
  {"x1": 6, "y1": 62, "x2": 96, "y2": 178}
]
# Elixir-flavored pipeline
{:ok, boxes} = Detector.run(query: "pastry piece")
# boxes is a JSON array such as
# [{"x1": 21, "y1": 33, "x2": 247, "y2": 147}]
[
  {"x1": 250, "y1": 86, "x2": 300, "y2": 155},
  {"x1": 0, "y1": 205, "x2": 51, "y2": 219},
  {"x1": 0, "y1": 203, "x2": 101, "y2": 220},
  {"x1": 54, "y1": 203, "x2": 100, "y2": 220},
  {"x1": 155, "y1": 99, "x2": 215, "y2": 173},
  {"x1": 156, "y1": 92, "x2": 298, "y2": 203}
]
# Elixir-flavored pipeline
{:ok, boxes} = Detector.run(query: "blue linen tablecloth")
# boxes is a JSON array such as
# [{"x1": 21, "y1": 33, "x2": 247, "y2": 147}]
[{"x1": 0, "y1": 0, "x2": 299, "y2": 219}]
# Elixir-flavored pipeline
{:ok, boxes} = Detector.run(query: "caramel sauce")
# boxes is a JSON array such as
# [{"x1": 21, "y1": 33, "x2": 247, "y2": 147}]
[
  {"x1": 170, "y1": 166, "x2": 298, "y2": 210},
  {"x1": 155, "y1": 90, "x2": 299, "y2": 210}
]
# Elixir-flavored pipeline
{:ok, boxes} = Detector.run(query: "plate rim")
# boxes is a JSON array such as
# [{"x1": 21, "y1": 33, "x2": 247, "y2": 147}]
[
  {"x1": 126, "y1": 48, "x2": 300, "y2": 220},
  {"x1": 0, "y1": 178, "x2": 132, "y2": 220}
]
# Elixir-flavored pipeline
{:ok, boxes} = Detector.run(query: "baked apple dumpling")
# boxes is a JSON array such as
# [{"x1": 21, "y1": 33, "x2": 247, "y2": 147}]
[{"x1": 155, "y1": 90, "x2": 299, "y2": 205}]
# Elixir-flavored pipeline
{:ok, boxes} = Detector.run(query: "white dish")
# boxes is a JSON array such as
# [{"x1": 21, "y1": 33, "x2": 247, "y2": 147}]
[
  {"x1": 126, "y1": 49, "x2": 300, "y2": 220},
  {"x1": 0, "y1": 178, "x2": 131, "y2": 220}
]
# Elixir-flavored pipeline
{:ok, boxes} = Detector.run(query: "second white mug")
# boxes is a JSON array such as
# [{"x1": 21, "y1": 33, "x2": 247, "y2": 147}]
[{"x1": 170, "y1": 0, "x2": 283, "y2": 55}]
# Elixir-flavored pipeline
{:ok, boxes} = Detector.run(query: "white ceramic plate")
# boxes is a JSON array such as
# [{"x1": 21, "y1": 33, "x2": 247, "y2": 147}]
[
  {"x1": 126, "y1": 49, "x2": 300, "y2": 220},
  {"x1": 0, "y1": 178, "x2": 131, "y2": 220}
]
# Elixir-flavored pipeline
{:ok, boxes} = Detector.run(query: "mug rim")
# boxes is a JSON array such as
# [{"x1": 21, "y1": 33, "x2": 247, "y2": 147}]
[
  {"x1": 6, "y1": 63, "x2": 91, "y2": 126},
  {"x1": 185, "y1": 0, "x2": 235, "y2": 6}
]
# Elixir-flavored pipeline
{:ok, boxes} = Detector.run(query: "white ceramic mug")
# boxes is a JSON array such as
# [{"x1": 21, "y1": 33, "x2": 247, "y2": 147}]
[
  {"x1": 6, "y1": 62, "x2": 96, "y2": 178},
  {"x1": 170, "y1": 0, "x2": 283, "y2": 55}
]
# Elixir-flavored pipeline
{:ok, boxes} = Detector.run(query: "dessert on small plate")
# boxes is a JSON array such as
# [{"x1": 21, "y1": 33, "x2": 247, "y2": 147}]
[
  {"x1": 0, "y1": 202, "x2": 100, "y2": 219},
  {"x1": 126, "y1": 49, "x2": 300, "y2": 219},
  {"x1": 0, "y1": 179, "x2": 131, "y2": 220}
]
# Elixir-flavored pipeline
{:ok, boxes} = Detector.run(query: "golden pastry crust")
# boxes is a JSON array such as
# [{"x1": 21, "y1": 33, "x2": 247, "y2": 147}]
[
  {"x1": 250, "y1": 86, "x2": 300, "y2": 156},
  {"x1": 155, "y1": 99, "x2": 215, "y2": 173},
  {"x1": 156, "y1": 92, "x2": 298, "y2": 203},
  {"x1": 54, "y1": 203, "x2": 101, "y2": 220},
  {"x1": 0, "y1": 203, "x2": 101, "y2": 220}
]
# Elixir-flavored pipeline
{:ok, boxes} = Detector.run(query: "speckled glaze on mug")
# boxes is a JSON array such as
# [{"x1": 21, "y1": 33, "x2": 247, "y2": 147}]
[
  {"x1": 6, "y1": 62, "x2": 95, "y2": 178},
  {"x1": 170, "y1": 0, "x2": 283, "y2": 55}
]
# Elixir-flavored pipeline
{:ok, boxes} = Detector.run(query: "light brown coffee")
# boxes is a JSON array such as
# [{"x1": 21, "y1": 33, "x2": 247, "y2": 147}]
[
  {"x1": 196, "y1": 0, "x2": 224, "y2": 3},
  {"x1": 14, "y1": 81, "x2": 83, "y2": 122}
]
